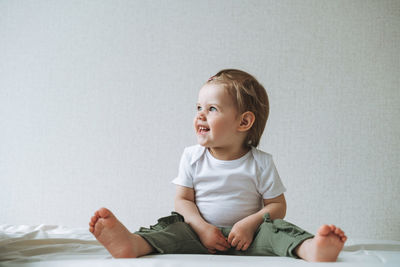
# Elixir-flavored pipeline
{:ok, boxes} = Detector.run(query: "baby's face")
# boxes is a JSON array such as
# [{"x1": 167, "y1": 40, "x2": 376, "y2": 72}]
[{"x1": 194, "y1": 83, "x2": 241, "y2": 149}]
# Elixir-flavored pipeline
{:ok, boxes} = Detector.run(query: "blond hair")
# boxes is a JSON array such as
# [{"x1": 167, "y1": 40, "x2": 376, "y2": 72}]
[{"x1": 207, "y1": 69, "x2": 269, "y2": 147}]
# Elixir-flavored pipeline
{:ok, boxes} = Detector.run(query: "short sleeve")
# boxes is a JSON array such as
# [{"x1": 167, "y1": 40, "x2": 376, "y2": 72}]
[
  {"x1": 258, "y1": 156, "x2": 286, "y2": 199},
  {"x1": 171, "y1": 148, "x2": 194, "y2": 188}
]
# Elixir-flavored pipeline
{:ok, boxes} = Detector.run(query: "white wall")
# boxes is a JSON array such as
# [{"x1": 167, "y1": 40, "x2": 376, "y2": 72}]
[{"x1": 1, "y1": 0, "x2": 399, "y2": 241}]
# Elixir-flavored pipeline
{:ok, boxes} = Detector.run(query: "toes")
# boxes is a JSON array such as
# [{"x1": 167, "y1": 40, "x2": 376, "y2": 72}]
[
  {"x1": 334, "y1": 227, "x2": 341, "y2": 235},
  {"x1": 333, "y1": 227, "x2": 345, "y2": 238},
  {"x1": 330, "y1": 226, "x2": 347, "y2": 242},
  {"x1": 89, "y1": 208, "x2": 113, "y2": 235},
  {"x1": 89, "y1": 209, "x2": 107, "y2": 229},
  {"x1": 90, "y1": 214, "x2": 99, "y2": 226},
  {"x1": 317, "y1": 224, "x2": 348, "y2": 245},
  {"x1": 318, "y1": 225, "x2": 332, "y2": 236},
  {"x1": 98, "y1": 207, "x2": 112, "y2": 218},
  {"x1": 89, "y1": 214, "x2": 98, "y2": 228}
]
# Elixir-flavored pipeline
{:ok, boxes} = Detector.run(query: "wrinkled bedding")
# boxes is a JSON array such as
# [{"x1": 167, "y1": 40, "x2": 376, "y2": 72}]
[{"x1": 1, "y1": 224, "x2": 400, "y2": 266}]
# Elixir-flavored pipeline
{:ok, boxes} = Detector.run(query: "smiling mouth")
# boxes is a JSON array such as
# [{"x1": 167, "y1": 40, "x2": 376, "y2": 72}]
[{"x1": 198, "y1": 126, "x2": 210, "y2": 134}]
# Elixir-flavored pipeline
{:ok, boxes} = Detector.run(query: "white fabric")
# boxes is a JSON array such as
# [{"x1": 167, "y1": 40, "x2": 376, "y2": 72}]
[
  {"x1": 172, "y1": 145, "x2": 286, "y2": 227},
  {"x1": 1, "y1": 224, "x2": 400, "y2": 266}
]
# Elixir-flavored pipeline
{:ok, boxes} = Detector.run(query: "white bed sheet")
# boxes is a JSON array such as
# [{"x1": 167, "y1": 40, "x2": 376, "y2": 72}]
[{"x1": 1, "y1": 224, "x2": 400, "y2": 267}]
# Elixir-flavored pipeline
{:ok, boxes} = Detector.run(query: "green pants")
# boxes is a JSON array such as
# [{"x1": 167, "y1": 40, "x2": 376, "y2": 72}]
[{"x1": 135, "y1": 212, "x2": 313, "y2": 258}]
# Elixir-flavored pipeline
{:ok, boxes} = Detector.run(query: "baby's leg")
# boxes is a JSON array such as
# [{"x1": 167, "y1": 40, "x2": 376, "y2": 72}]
[
  {"x1": 240, "y1": 214, "x2": 346, "y2": 262},
  {"x1": 295, "y1": 224, "x2": 347, "y2": 262},
  {"x1": 89, "y1": 207, "x2": 154, "y2": 258}
]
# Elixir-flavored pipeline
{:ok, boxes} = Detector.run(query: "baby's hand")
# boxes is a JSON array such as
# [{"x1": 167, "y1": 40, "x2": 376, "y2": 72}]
[
  {"x1": 197, "y1": 224, "x2": 231, "y2": 254},
  {"x1": 228, "y1": 220, "x2": 256, "y2": 251}
]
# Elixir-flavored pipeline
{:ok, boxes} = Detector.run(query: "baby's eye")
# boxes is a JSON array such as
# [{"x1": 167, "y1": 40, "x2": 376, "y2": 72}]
[
  {"x1": 197, "y1": 105, "x2": 202, "y2": 111},
  {"x1": 209, "y1": 106, "x2": 217, "y2": 112}
]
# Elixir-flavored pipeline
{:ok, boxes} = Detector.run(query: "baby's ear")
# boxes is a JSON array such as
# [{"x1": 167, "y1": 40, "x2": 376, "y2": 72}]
[{"x1": 238, "y1": 111, "x2": 255, "y2": 132}]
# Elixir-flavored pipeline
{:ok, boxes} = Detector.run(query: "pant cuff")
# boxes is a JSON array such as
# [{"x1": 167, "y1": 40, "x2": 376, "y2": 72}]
[{"x1": 287, "y1": 233, "x2": 314, "y2": 258}]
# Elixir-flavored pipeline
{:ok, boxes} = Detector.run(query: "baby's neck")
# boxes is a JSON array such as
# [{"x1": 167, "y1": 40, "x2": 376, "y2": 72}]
[{"x1": 208, "y1": 146, "x2": 250, "y2": 161}]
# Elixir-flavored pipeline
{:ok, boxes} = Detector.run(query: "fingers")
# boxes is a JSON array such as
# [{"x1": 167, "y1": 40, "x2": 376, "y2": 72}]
[
  {"x1": 207, "y1": 240, "x2": 229, "y2": 253},
  {"x1": 235, "y1": 240, "x2": 251, "y2": 251},
  {"x1": 216, "y1": 237, "x2": 230, "y2": 250},
  {"x1": 210, "y1": 233, "x2": 252, "y2": 252},
  {"x1": 215, "y1": 244, "x2": 229, "y2": 251},
  {"x1": 235, "y1": 240, "x2": 245, "y2": 251},
  {"x1": 209, "y1": 242, "x2": 231, "y2": 253},
  {"x1": 205, "y1": 233, "x2": 230, "y2": 253},
  {"x1": 228, "y1": 236, "x2": 251, "y2": 251},
  {"x1": 242, "y1": 242, "x2": 250, "y2": 251},
  {"x1": 230, "y1": 236, "x2": 239, "y2": 247},
  {"x1": 217, "y1": 234, "x2": 230, "y2": 248},
  {"x1": 227, "y1": 232, "x2": 240, "y2": 246},
  {"x1": 206, "y1": 244, "x2": 228, "y2": 254},
  {"x1": 227, "y1": 232, "x2": 234, "y2": 244}
]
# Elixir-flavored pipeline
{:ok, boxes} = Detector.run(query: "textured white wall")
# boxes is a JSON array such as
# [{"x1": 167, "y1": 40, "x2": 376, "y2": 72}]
[{"x1": 1, "y1": 0, "x2": 399, "y2": 241}]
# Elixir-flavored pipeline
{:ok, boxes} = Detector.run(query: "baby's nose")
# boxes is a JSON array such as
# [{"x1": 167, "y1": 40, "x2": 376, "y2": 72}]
[{"x1": 197, "y1": 112, "x2": 206, "y2": 121}]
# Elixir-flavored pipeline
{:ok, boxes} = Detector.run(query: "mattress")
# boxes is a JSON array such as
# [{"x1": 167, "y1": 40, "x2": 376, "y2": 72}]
[{"x1": 1, "y1": 224, "x2": 400, "y2": 267}]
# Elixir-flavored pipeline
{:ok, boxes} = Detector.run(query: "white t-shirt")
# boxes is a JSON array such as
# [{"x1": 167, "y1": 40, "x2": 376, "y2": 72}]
[{"x1": 172, "y1": 145, "x2": 286, "y2": 227}]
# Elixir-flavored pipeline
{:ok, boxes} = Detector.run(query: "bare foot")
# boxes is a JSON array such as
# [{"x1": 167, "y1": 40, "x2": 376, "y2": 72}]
[
  {"x1": 89, "y1": 207, "x2": 153, "y2": 258},
  {"x1": 295, "y1": 224, "x2": 347, "y2": 262}
]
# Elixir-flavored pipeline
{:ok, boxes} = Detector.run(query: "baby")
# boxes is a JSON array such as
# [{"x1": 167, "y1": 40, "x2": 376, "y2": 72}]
[{"x1": 89, "y1": 69, "x2": 347, "y2": 262}]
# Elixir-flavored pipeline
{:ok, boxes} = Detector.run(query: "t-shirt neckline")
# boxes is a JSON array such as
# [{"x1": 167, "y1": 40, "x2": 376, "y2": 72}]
[{"x1": 205, "y1": 148, "x2": 252, "y2": 166}]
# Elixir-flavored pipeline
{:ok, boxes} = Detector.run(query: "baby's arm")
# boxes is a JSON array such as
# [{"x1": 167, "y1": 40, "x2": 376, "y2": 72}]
[
  {"x1": 228, "y1": 194, "x2": 287, "y2": 251},
  {"x1": 174, "y1": 185, "x2": 231, "y2": 253}
]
